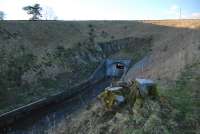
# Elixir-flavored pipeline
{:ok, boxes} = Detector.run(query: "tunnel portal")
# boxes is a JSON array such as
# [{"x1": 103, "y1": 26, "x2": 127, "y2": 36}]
[{"x1": 105, "y1": 59, "x2": 132, "y2": 79}]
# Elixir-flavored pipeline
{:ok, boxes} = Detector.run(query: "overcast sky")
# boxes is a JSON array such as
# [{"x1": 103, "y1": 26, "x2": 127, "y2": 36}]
[{"x1": 0, "y1": 0, "x2": 200, "y2": 20}]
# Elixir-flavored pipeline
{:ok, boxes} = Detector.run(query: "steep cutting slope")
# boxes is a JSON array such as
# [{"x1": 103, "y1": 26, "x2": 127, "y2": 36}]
[
  {"x1": 0, "y1": 21, "x2": 154, "y2": 114},
  {"x1": 125, "y1": 20, "x2": 200, "y2": 81},
  {"x1": 54, "y1": 20, "x2": 200, "y2": 134},
  {"x1": 0, "y1": 20, "x2": 200, "y2": 118}
]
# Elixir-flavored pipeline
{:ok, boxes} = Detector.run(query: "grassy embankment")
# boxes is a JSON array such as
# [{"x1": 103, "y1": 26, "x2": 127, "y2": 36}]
[
  {"x1": 0, "y1": 21, "x2": 152, "y2": 114},
  {"x1": 60, "y1": 62, "x2": 200, "y2": 134}
]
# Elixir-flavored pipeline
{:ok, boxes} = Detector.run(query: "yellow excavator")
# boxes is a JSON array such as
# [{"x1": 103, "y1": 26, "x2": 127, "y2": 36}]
[{"x1": 98, "y1": 78, "x2": 158, "y2": 111}]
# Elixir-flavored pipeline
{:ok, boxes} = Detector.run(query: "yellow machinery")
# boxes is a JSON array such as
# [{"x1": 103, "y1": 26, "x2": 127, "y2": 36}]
[{"x1": 98, "y1": 78, "x2": 158, "y2": 110}]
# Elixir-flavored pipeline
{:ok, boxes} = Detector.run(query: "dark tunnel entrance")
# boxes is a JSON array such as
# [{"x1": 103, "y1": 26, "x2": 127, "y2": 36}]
[
  {"x1": 105, "y1": 59, "x2": 132, "y2": 79},
  {"x1": 116, "y1": 63, "x2": 125, "y2": 69}
]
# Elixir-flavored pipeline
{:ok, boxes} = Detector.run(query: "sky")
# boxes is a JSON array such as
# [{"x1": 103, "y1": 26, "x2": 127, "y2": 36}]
[{"x1": 0, "y1": 0, "x2": 200, "y2": 20}]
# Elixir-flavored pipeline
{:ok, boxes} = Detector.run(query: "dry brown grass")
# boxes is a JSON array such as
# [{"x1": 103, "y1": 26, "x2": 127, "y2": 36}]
[
  {"x1": 125, "y1": 19, "x2": 200, "y2": 81},
  {"x1": 143, "y1": 19, "x2": 200, "y2": 29}
]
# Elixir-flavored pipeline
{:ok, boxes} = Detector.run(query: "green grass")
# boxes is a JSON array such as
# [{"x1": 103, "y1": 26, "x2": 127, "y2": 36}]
[
  {"x1": 158, "y1": 62, "x2": 200, "y2": 133},
  {"x1": 124, "y1": 62, "x2": 200, "y2": 134},
  {"x1": 0, "y1": 41, "x2": 100, "y2": 114},
  {"x1": 123, "y1": 46, "x2": 151, "y2": 64}
]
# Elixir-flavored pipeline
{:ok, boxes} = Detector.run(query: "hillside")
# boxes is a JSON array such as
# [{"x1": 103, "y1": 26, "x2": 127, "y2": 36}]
[
  {"x1": 0, "y1": 20, "x2": 200, "y2": 133},
  {"x1": 56, "y1": 61, "x2": 200, "y2": 134},
  {"x1": 36, "y1": 20, "x2": 200, "y2": 134},
  {"x1": 0, "y1": 20, "x2": 154, "y2": 114},
  {"x1": 125, "y1": 19, "x2": 200, "y2": 81}
]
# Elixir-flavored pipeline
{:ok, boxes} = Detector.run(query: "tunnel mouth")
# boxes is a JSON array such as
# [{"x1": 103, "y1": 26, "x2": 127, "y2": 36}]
[
  {"x1": 116, "y1": 63, "x2": 125, "y2": 70},
  {"x1": 106, "y1": 59, "x2": 132, "y2": 79}
]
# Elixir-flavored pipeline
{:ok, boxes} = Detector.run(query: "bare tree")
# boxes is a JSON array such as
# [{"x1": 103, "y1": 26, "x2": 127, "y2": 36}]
[
  {"x1": 23, "y1": 4, "x2": 42, "y2": 20},
  {"x1": 0, "y1": 11, "x2": 5, "y2": 20}
]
